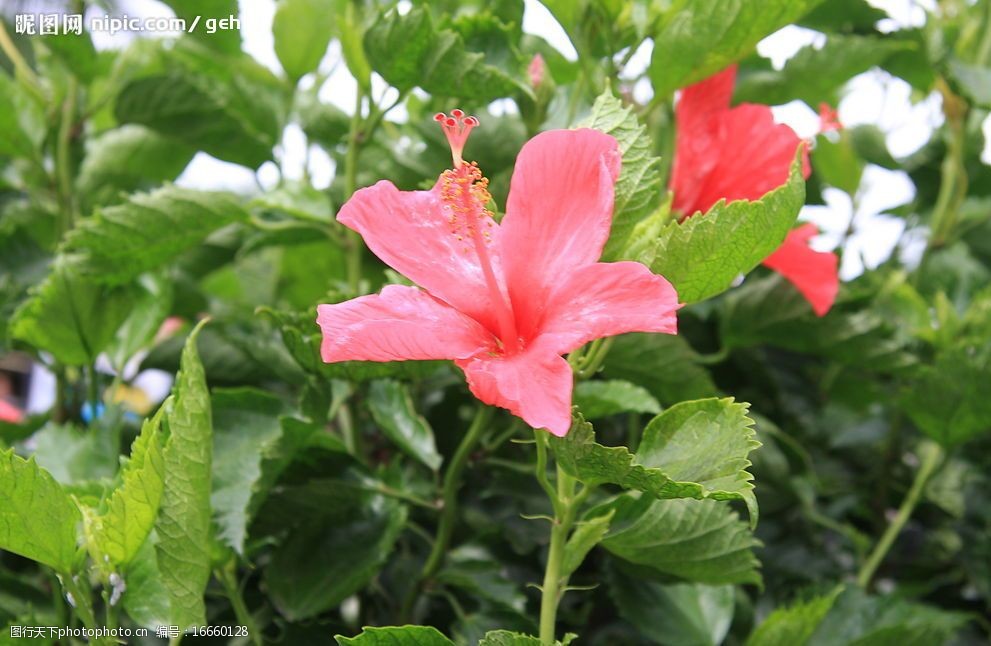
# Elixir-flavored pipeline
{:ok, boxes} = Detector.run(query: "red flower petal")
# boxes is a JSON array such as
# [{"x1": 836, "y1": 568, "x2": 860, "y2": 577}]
[{"x1": 762, "y1": 224, "x2": 839, "y2": 316}]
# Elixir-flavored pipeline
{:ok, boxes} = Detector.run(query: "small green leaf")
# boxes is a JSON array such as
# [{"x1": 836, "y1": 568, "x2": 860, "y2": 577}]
[
  {"x1": 0, "y1": 450, "x2": 81, "y2": 573},
  {"x1": 561, "y1": 508, "x2": 614, "y2": 578},
  {"x1": 156, "y1": 320, "x2": 214, "y2": 628},
  {"x1": 273, "y1": 0, "x2": 334, "y2": 82},
  {"x1": 0, "y1": 73, "x2": 45, "y2": 161},
  {"x1": 649, "y1": 0, "x2": 826, "y2": 98},
  {"x1": 599, "y1": 496, "x2": 761, "y2": 585},
  {"x1": 10, "y1": 261, "x2": 136, "y2": 366},
  {"x1": 574, "y1": 380, "x2": 661, "y2": 420},
  {"x1": 30, "y1": 423, "x2": 118, "y2": 485},
  {"x1": 62, "y1": 186, "x2": 248, "y2": 286},
  {"x1": 335, "y1": 626, "x2": 455, "y2": 645},
  {"x1": 83, "y1": 410, "x2": 166, "y2": 570},
  {"x1": 108, "y1": 274, "x2": 174, "y2": 372},
  {"x1": 813, "y1": 132, "x2": 864, "y2": 195},
  {"x1": 649, "y1": 155, "x2": 806, "y2": 304},
  {"x1": 368, "y1": 380, "x2": 442, "y2": 470},
  {"x1": 746, "y1": 587, "x2": 841, "y2": 646},
  {"x1": 580, "y1": 92, "x2": 663, "y2": 260}
]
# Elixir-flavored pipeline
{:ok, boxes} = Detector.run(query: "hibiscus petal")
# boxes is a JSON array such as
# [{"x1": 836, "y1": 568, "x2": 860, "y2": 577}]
[
  {"x1": 317, "y1": 285, "x2": 494, "y2": 362},
  {"x1": 535, "y1": 261, "x2": 680, "y2": 354},
  {"x1": 671, "y1": 65, "x2": 737, "y2": 215},
  {"x1": 337, "y1": 180, "x2": 503, "y2": 334},
  {"x1": 762, "y1": 224, "x2": 839, "y2": 316},
  {"x1": 456, "y1": 349, "x2": 573, "y2": 436},
  {"x1": 500, "y1": 129, "x2": 622, "y2": 330}
]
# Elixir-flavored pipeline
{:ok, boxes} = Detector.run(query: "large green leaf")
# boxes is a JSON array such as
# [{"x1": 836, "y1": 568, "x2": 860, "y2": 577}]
[
  {"x1": 75, "y1": 125, "x2": 195, "y2": 211},
  {"x1": 30, "y1": 423, "x2": 117, "y2": 485},
  {"x1": 550, "y1": 401, "x2": 759, "y2": 525},
  {"x1": 83, "y1": 410, "x2": 166, "y2": 571},
  {"x1": 367, "y1": 380, "x2": 442, "y2": 470},
  {"x1": 364, "y1": 6, "x2": 527, "y2": 101},
  {"x1": 607, "y1": 562, "x2": 735, "y2": 646},
  {"x1": 649, "y1": 156, "x2": 806, "y2": 304},
  {"x1": 114, "y1": 41, "x2": 285, "y2": 168},
  {"x1": 62, "y1": 186, "x2": 247, "y2": 286},
  {"x1": 335, "y1": 626, "x2": 454, "y2": 645},
  {"x1": 602, "y1": 333, "x2": 718, "y2": 406},
  {"x1": 901, "y1": 346, "x2": 991, "y2": 446},
  {"x1": 10, "y1": 261, "x2": 136, "y2": 366},
  {"x1": 0, "y1": 450, "x2": 81, "y2": 572},
  {"x1": 573, "y1": 380, "x2": 661, "y2": 420},
  {"x1": 649, "y1": 0, "x2": 826, "y2": 98},
  {"x1": 579, "y1": 92, "x2": 664, "y2": 260},
  {"x1": 598, "y1": 496, "x2": 761, "y2": 585},
  {"x1": 746, "y1": 588, "x2": 841, "y2": 646},
  {"x1": 156, "y1": 321, "x2": 214, "y2": 629},
  {"x1": 273, "y1": 0, "x2": 334, "y2": 82}
]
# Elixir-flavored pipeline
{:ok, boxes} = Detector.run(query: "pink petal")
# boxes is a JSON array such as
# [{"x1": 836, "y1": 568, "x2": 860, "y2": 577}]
[
  {"x1": 671, "y1": 66, "x2": 736, "y2": 216},
  {"x1": 317, "y1": 285, "x2": 494, "y2": 362},
  {"x1": 456, "y1": 348, "x2": 573, "y2": 436},
  {"x1": 500, "y1": 129, "x2": 622, "y2": 331},
  {"x1": 0, "y1": 399, "x2": 23, "y2": 424},
  {"x1": 337, "y1": 180, "x2": 504, "y2": 335},
  {"x1": 762, "y1": 224, "x2": 839, "y2": 316},
  {"x1": 534, "y1": 261, "x2": 681, "y2": 354}
]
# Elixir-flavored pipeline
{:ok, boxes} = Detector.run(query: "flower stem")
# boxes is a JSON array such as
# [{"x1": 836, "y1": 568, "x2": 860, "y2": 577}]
[
  {"x1": 59, "y1": 575, "x2": 113, "y2": 646},
  {"x1": 400, "y1": 405, "x2": 493, "y2": 620},
  {"x1": 217, "y1": 561, "x2": 263, "y2": 646},
  {"x1": 856, "y1": 442, "x2": 944, "y2": 588},
  {"x1": 927, "y1": 78, "x2": 968, "y2": 250}
]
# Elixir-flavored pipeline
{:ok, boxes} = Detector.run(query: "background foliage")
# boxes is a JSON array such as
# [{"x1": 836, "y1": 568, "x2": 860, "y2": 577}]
[{"x1": 1, "y1": 0, "x2": 991, "y2": 644}]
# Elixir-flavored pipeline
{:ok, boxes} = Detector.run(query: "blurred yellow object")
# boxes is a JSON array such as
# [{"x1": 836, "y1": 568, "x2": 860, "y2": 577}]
[{"x1": 111, "y1": 383, "x2": 153, "y2": 416}]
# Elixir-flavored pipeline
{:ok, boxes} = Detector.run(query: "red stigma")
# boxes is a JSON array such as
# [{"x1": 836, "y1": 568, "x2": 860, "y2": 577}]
[{"x1": 435, "y1": 108, "x2": 479, "y2": 168}]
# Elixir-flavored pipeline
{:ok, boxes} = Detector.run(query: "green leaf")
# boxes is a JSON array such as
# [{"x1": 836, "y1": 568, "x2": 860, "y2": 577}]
[
  {"x1": 580, "y1": 92, "x2": 664, "y2": 261},
  {"x1": 599, "y1": 496, "x2": 761, "y2": 585},
  {"x1": 367, "y1": 380, "x2": 442, "y2": 470},
  {"x1": 297, "y1": 94, "x2": 351, "y2": 150},
  {"x1": 0, "y1": 73, "x2": 44, "y2": 161},
  {"x1": 62, "y1": 186, "x2": 248, "y2": 285},
  {"x1": 335, "y1": 626, "x2": 454, "y2": 645},
  {"x1": 602, "y1": 333, "x2": 718, "y2": 407},
  {"x1": 108, "y1": 274, "x2": 174, "y2": 372},
  {"x1": 364, "y1": 7, "x2": 527, "y2": 101},
  {"x1": 798, "y1": 0, "x2": 887, "y2": 33},
  {"x1": 121, "y1": 531, "x2": 171, "y2": 629},
  {"x1": 436, "y1": 545, "x2": 527, "y2": 614},
  {"x1": 574, "y1": 380, "x2": 661, "y2": 420},
  {"x1": 561, "y1": 508, "x2": 614, "y2": 578},
  {"x1": 30, "y1": 423, "x2": 118, "y2": 485},
  {"x1": 734, "y1": 36, "x2": 911, "y2": 106},
  {"x1": 10, "y1": 261, "x2": 136, "y2": 366},
  {"x1": 607, "y1": 561, "x2": 735, "y2": 646},
  {"x1": 649, "y1": 0, "x2": 826, "y2": 98},
  {"x1": 812, "y1": 132, "x2": 864, "y2": 195},
  {"x1": 266, "y1": 483, "x2": 406, "y2": 620},
  {"x1": 211, "y1": 388, "x2": 308, "y2": 554},
  {"x1": 114, "y1": 41, "x2": 285, "y2": 168},
  {"x1": 156, "y1": 320, "x2": 214, "y2": 629},
  {"x1": 550, "y1": 400, "x2": 760, "y2": 526},
  {"x1": 0, "y1": 450, "x2": 81, "y2": 572},
  {"x1": 746, "y1": 588, "x2": 841, "y2": 646},
  {"x1": 649, "y1": 155, "x2": 805, "y2": 304},
  {"x1": 948, "y1": 59, "x2": 991, "y2": 108},
  {"x1": 849, "y1": 124, "x2": 899, "y2": 170},
  {"x1": 478, "y1": 631, "x2": 571, "y2": 646},
  {"x1": 83, "y1": 410, "x2": 166, "y2": 570},
  {"x1": 160, "y1": 0, "x2": 241, "y2": 54},
  {"x1": 273, "y1": 0, "x2": 334, "y2": 82},
  {"x1": 76, "y1": 125, "x2": 195, "y2": 211},
  {"x1": 901, "y1": 346, "x2": 991, "y2": 446}
]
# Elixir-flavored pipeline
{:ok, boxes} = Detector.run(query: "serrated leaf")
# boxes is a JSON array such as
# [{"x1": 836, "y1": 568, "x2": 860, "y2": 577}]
[
  {"x1": 602, "y1": 333, "x2": 718, "y2": 407},
  {"x1": 335, "y1": 626, "x2": 454, "y2": 645},
  {"x1": 0, "y1": 450, "x2": 81, "y2": 573},
  {"x1": 478, "y1": 631, "x2": 570, "y2": 646},
  {"x1": 607, "y1": 563, "x2": 735, "y2": 646},
  {"x1": 650, "y1": 155, "x2": 805, "y2": 304},
  {"x1": 83, "y1": 410, "x2": 165, "y2": 570},
  {"x1": 156, "y1": 320, "x2": 213, "y2": 629},
  {"x1": 561, "y1": 508, "x2": 614, "y2": 578},
  {"x1": 367, "y1": 380, "x2": 442, "y2": 470},
  {"x1": 364, "y1": 7, "x2": 527, "y2": 101},
  {"x1": 599, "y1": 496, "x2": 761, "y2": 585},
  {"x1": 550, "y1": 400, "x2": 759, "y2": 526},
  {"x1": 574, "y1": 380, "x2": 661, "y2": 420},
  {"x1": 649, "y1": 0, "x2": 826, "y2": 98},
  {"x1": 62, "y1": 186, "x2": 247, "y2": 286},
  {"x1": 108, "y1": 273, "x2": 174, "y2": 372},
  {"x1": 75, "y1": 125, "x2": 195, "y2": 211},
  {"x1": 901, "y1": 346, "x2": 991, "y2": 446},
  {"x1": 579, "y1": 92, "x2": 663, "y2": 260},
  {"x1": 10, "y1": 261, "x2": 136, "y2": 366},
  {"x1": 273, "y1": 0, "x2": 334, "y2": 82},
  {"x1": 746, "y1": 588, "x2": 841, "y2": 646}
]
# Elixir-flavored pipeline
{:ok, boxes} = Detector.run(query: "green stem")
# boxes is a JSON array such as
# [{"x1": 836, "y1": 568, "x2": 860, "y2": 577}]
[
  {"x1": 400, "y1": 406, "x2": 494, "y2": 620},
  {"x1": 927, "y1": 79, "x2": 968, "y2": 250},
  {"x1": 86, "y1": 364, "x2": 99, "y2": 418},
  {"x1": 217, "y1": 562, "x2": 263, "y2": 646},
  {"x1": 60, "y1": 575, "x2": 112, "y2": 646},
  {"x1": 538, "y1": 464, "x2": 588, "y2": 645},
  {"x1": 57, "y1": 77, "x2": 78, "y2": 235},
  {"x1": 856, "y1": 442, "x2": 944, "y2": 588},
  {"x1": 0, "y1": 21, "x2": 46, "y2": 103}
]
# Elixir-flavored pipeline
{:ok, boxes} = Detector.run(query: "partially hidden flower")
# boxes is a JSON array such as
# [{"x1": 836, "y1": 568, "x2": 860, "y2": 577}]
[
  {"x1": 670, "y1": 65, "x2": 839, "y2": 316},
  {"x1": 0, "y1": 398, "x2": 23, "y2": 424},
  {"x1": 528, "y1": 53, "x2": 546, "y2": 90},
  {"x1": 818, "y1": 102, "x2": 842, "y2": 133},
  {"x1": 317, "y1": 111, "x2": 680, "y2": 435}
]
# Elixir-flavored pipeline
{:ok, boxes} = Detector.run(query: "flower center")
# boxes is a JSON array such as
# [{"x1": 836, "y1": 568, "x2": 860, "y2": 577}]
[{"x1": 436, "y1": 110, "x2": 520, "y2": 353}]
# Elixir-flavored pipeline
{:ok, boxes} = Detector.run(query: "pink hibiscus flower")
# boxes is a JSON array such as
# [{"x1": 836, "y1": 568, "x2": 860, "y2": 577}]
[
  {"x1": 670, "y1": 65, "x2": 839, "y2": 316},
  {"x1": 317, "y1": 111, "x2": 680, "y2": 435}
]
